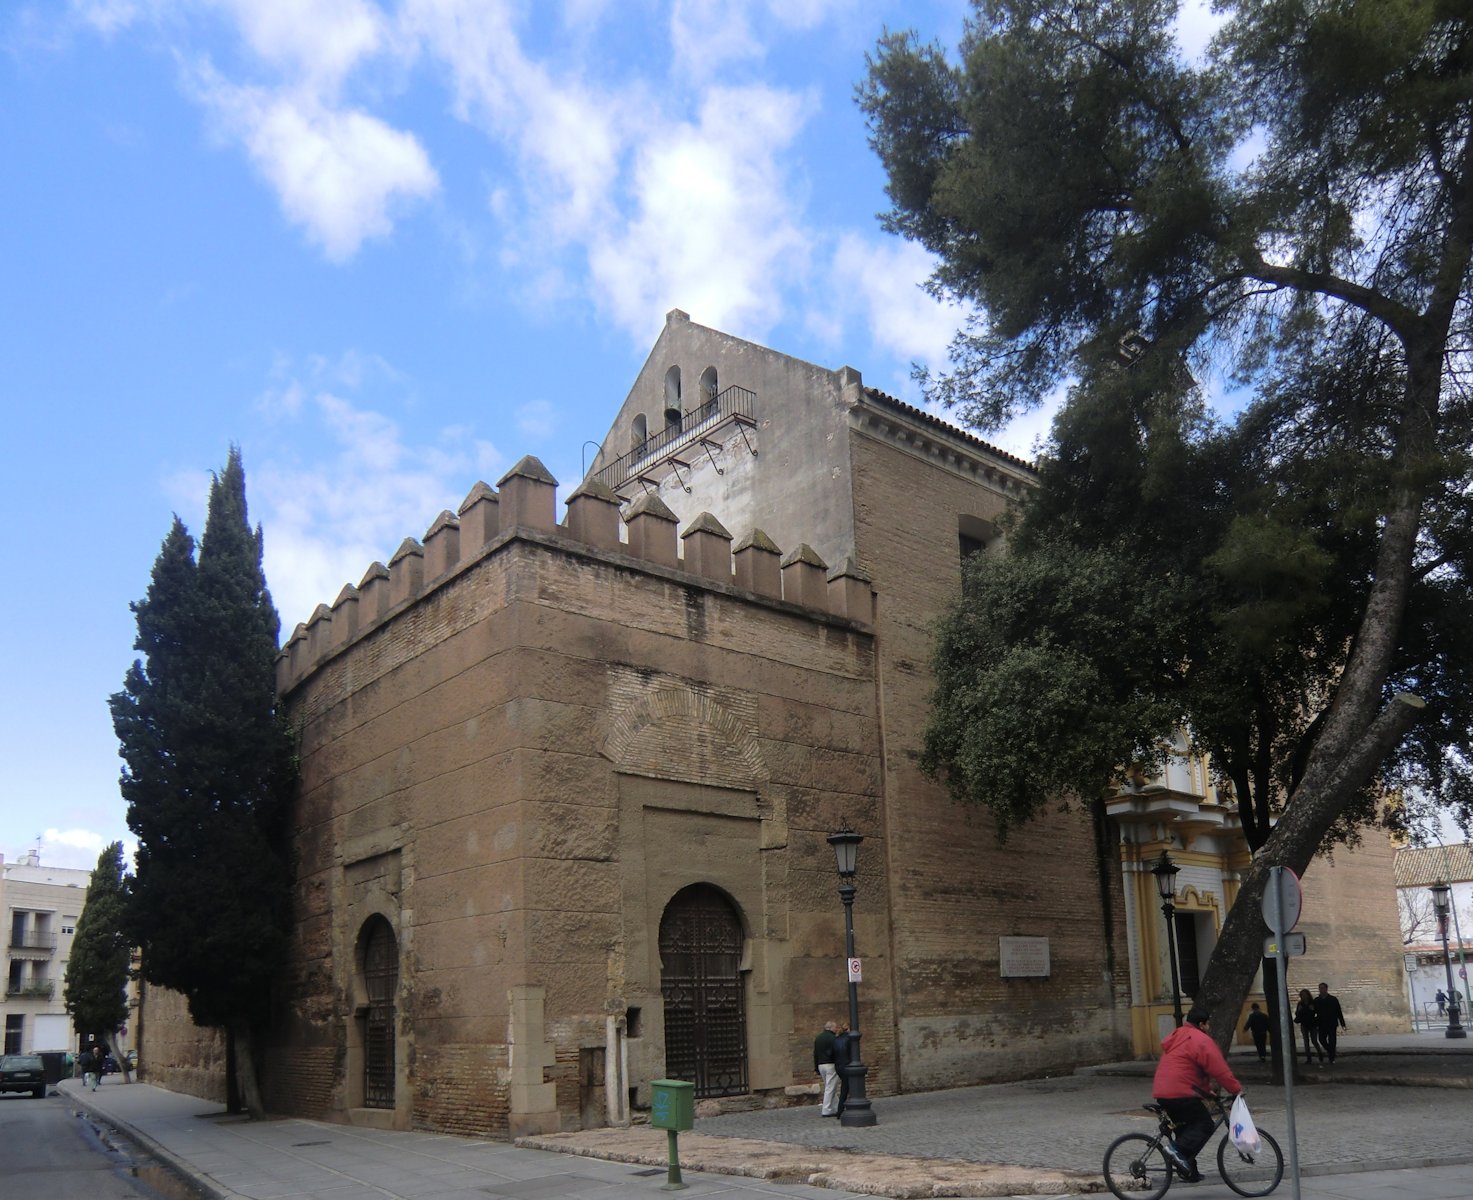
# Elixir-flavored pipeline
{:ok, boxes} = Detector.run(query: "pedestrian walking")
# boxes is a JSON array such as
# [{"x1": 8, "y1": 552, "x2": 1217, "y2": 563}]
[
  {"x1": 1243, "y1": 1002, "x2": 1271, "y2": 1061},
  {"x1": 1313, "y1": 981, "x2": 1347, "y2": 1064},
  {"x1": 814, "y1": 1020, "x2": 840, "y2": 1116},
  {"x1": 832, "y1": 1023, "x2": 853, "y2": 1116},
  {"x1": 1293, "y1": 988, "x2": 1323, "y2": 1063},
  {"x1": 84, "y1": 1044, "x2": 104, "y2": 1091},
  {"x1": 1437, "y1": 988, "x2": 1448, "y2": 1017}
]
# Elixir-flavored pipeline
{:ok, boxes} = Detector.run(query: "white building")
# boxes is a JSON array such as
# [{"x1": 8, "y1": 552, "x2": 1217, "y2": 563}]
[{"x1": 0, "y1": 851, "x2": 91, "y2": 1053}]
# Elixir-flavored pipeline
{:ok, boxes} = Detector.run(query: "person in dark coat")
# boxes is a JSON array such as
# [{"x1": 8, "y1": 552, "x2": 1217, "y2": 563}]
[
  {"x1": 813, "y1": 1021, "x2": 839, "y2": 1116},
  {"x1": 1293, "y1": 988, "x2": 1323, "y2": 1063},
  {"x1": 1243, "y1": 1003, "x2": 1271, "y2": 1061},
  {"x1": 1437, "y1": 988, "x2": 1448, "y2": 1017},
  {"x1": 1313, "y1": 982, "x2": 1347, "y2": 1064},
  {"x1": 832, "y1": 1024, "x2": 853, "y2": 1115}
]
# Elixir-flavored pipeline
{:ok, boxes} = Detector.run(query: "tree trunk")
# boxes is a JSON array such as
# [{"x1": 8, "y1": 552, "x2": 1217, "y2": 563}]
[
  {"x1": 231, "y1": 1021, "x2": 268, "y2": 1119},
  {"x1": 101, "y1": 1036, "x2": 132, "y2": 1085},
  {"x1": 1198, "y1": 692, "x2": 1426, "y2": 1046}
]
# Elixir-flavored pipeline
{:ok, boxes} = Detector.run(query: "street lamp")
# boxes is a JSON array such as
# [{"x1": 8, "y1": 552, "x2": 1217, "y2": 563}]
[
  {"x1": 1151, "y1": 850, "x2": 1185, "y2": 1028},
  {"x1": 827, "y1": 825, "x2": 876, "y2": 1127},
  {"x1": 1430, "y1": 882, "x2": 1467, "y2": 1039}
]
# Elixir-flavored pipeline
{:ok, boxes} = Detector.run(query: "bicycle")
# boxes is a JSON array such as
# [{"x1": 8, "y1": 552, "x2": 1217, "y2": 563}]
[{"x1": 1102, "y1": 1091, "x2": 1284, "y2": 1199}]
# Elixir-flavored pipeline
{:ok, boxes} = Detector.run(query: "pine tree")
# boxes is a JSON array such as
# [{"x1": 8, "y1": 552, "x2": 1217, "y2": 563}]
[
  {"x1": 110, "y1": 447, "x2": 295, "y2": 1116},
  {"x1": 63, "y1": 842, "x2": 133, "y2": 1082},
  {"x1": 863, "y1": 0, "x2": 1473, "y2": 1050}
]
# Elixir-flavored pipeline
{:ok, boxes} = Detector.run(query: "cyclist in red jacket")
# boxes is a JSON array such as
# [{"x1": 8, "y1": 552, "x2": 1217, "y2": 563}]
[{"x1": 1152, "y1": 1006, "x2": 1243, "y2": 1182}]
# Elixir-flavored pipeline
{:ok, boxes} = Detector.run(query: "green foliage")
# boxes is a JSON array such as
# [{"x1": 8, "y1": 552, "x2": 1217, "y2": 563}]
[
  {"x1": 63, "y1": 842, "x2": 132, "y2": 1042},
  {"x1": 110, "y1": 448, "x2": 296, "y2": 1033},
  {"x1": 870, "y1": 0, "x2": 1473, "y2": 844}
]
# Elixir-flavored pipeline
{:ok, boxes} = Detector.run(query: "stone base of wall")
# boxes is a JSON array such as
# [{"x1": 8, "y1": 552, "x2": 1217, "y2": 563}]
[{"x1": 138, "y1": 983, "x2": 227, "y2": 1104}]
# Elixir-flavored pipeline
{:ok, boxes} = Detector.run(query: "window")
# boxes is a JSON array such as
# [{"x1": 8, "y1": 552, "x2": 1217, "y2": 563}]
[
  {"x1": 699, "y1": 366, "x2": 718, "y2": 405},
  {"x1": 631, "y1": 413, "x2": 648, "y2": 450},
  {"x1": 958, "y1": 515, "x2": 1000, "y2": 568},
  {"x1": 4, "y1": 1015, "x2": 21, "y2": 1055}
]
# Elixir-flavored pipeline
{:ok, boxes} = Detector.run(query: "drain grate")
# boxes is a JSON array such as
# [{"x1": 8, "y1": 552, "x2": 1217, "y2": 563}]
[
  {"x1": 630, "y1": 1168, "x2": 666, "y2": 1177},
  {"x1": 291, "y1": 1140, "x2": 331, "y2": 1147}
]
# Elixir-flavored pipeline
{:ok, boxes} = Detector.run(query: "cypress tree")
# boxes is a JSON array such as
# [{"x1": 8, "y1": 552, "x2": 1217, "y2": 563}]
[
  {"x1": 63, "y1": 841, "x2": 133, "y2": 1081},
  {"x1": 110, "y1": 447, "x2": 295, "y2": 1116}
]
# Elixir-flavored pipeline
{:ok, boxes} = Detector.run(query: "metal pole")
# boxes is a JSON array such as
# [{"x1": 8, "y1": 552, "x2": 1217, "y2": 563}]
[
  {"x1": 662, "y1": 1130, "x2": 686, "y2": 1191},
  {"x1": 1438, "y1": 908, "x2": 1467, "y2": 1039},
  {"x1": 1272, "y1": 934, "x2": 1303, "y2": 1200},
  {"x1": 838, "y1": 882, "x2": 876, "y2": 1127},
  {"x1": 1437, "y1": 841, "x2": 1470, "y2": 1015},
  {"x1": 1162, "y1": 898, "x2": 1184, "y2": 1027}
]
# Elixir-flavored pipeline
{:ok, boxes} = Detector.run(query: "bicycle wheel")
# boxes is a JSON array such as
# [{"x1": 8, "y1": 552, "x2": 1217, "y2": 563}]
[
  {"x1": 1217, "y1": 1128, "x2": 1284, "y2": 1197},
  {"x1": 1103, "y1": 1132, "x2": 1173, "y2": 1200}
]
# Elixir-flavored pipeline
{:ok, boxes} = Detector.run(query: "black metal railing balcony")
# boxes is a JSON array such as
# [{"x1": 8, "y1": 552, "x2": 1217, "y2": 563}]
[
  {"x1": 8, "y1": 931, "x2": 57, "y2": 952},
  {"x1": 593, "y1": 384, "x2": 756, "y2": 493},
  {"x1": 5, "y1": 981, "x2": 54, "y2": 999}
]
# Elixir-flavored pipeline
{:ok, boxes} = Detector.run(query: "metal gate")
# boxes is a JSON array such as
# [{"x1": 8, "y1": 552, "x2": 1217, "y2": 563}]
[
  {"x1": 363, "y1": 918, "x2": 398, "y2": 1109},
  {"x1": 659, "y1": 884, "x2": 748, "y2": 1098}
]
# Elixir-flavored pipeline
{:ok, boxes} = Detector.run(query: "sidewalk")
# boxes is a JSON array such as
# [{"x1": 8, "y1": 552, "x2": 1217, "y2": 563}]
[{"x1": 59, "y1": 1032, "x2": 1473, "y2": 1200}]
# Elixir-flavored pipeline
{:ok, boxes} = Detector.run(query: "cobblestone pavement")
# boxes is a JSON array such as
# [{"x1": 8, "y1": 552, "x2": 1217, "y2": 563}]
[{"x1": 683, "y1": 1042, "x2": 1473, "y2": 1180}]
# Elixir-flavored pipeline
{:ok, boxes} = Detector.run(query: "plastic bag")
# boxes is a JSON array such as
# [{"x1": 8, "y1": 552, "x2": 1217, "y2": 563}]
[{"x1": 1230, "y1": 1094, "x2": 1261, "y2": 1155}]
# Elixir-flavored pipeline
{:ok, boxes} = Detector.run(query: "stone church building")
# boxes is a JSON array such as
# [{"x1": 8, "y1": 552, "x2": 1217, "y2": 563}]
[{"x1": 139, "y1": 311, "x2": 1407, "y2": 1135}]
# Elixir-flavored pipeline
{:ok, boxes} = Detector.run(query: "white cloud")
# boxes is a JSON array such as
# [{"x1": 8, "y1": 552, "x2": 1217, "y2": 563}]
[
  {"x1": 210, "y1": 0, "x2": 385, "y2": 89},
  {"x1": 517, "y1": 399, "x2": 555, "y2": 439},
  {"x1": 192, "y1": 72, "x2": 439, "y2": 261},
  {"x1": 671, "y1": 0, "x2": 762, "y2": 72},
  {"x1": 247, "y1": 353, "x2": 504, "y2": 631},
  {"x1": 589, "y1": 84, "x2": 811, "y2": 339},
  {"x1": 44, "y1": 827, "x2": 108, "y2": 853},
  {"x1": 829, "y1": 232, "x2": 960, "y2": 366},
  {"x1": 68, "y1": 0, "x2": 146, "y2": 36},
  {"x1": 1174, "y1": 0, "x2": 1226, "y2": 62}
]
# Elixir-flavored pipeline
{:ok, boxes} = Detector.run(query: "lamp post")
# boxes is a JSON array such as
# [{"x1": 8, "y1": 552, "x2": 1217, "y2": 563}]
[
  {"x1": 1430, "y1": 882, "x2": 1467, "y2": 1039},
  {"x1": 1151, "y1": 850, "x2": 1185, "y2": 1028},
  {"x1": 827, "y1": 826, "x2": 877, "y2": 1127}
]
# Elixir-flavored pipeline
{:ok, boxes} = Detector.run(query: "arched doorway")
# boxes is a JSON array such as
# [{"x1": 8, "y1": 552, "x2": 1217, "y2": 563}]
[
  {"x1": 359, "y1": 916, "x2": 398, "y2": 1109},
  {"x1": 659, "y1": 884, "x2": 748, "y2": 1098}
]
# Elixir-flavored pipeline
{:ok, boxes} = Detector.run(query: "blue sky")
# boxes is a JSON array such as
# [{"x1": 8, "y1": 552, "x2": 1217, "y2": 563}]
[{"x1": 1, "y1": 0, "x2": 1227, "y2": 872}]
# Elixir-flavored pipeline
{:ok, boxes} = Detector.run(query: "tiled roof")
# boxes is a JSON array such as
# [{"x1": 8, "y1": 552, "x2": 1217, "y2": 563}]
[
  {"x1": 862, "y1": 387, "x2": 1038, "y2": 473},
  {"x1": 1394, "y1": 843, "x2": 1473, "y2": 887}
]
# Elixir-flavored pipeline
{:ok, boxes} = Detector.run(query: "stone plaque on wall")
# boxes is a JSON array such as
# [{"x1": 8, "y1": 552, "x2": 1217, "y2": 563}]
[{"x1": 999, "y1": 936, "x2": 1050, "y2": 978}]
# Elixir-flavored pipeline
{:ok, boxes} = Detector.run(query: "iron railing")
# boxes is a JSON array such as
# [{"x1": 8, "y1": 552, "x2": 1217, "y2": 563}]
[
  {"x1": 593, "y1": 384, "x2": 756, "y2": 492},
  {"x1": 5, "y1": 981, "x2": 54, "y2": 998},
  {"x1": 8, "y1": 931, "x2": 56, "y2": 952}
]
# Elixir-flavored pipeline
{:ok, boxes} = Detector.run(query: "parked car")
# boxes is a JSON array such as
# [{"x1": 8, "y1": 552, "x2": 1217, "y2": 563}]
[
  {"x1": 0, "y1": 1054, "x2": 46, "y2": 1098},
  {"x1": 101, "y1": 1053, "x2": 119, "y2": 1075}
]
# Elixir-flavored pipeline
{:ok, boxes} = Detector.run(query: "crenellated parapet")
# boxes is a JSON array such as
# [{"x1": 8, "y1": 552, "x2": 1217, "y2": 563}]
[{"x1": 277, "y1": 454, "x2": 876, "y2": 692}]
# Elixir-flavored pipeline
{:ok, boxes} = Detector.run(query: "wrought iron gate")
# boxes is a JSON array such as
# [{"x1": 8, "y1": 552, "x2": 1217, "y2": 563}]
[
  {"x1": 363, "y1": 918, "x2": 398, "y2": 1109},
  {"x1": 659, "y1": 884, "x2": 748, "y2": 1098}
]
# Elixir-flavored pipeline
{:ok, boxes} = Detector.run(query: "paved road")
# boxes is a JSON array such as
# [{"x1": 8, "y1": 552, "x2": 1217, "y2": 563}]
[
  {"x1": 0, "y1": 1088, "x2": 201, "y2": 1199},
  {"x1": 57, "y1": 1033, "x2": 1473, "y2": 1200}
]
